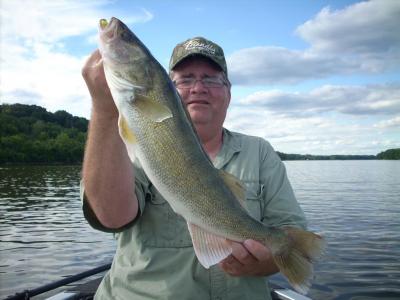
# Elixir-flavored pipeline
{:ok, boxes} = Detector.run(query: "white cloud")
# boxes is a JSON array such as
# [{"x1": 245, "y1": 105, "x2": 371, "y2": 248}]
[
  {"x1": 0, "y1": 1, "x2": 153, "y2": 43},
  {"x1": 228, "y1": 47, "x2": 360, "y2": 85},
  {"x1": 0, "y1": 0, "x2": 104, "y2": 43},
  {"x1": 225, "y1": 82, "x2": 400, "y2": 155},
  {"x1": 374, "y1": 116, "x2": 400, "y2": 129},
  {"x1": 238, "y1": 83, "x2": 400, "y2": 116},
  {"x1": 296, "y1": 0, "x2": 400, "y2": 55},
  {"x1": 1, "y1": 43, "x2": 91, "y2": 117},
  {"x1": 124, "y1": 8, "x2": 154, "y2": 24},
  {"x1": 228, "y1": 0, "x2": 400, "y2": 85},
  {"x1": 225, "y1": 104, "x2": 398, "y2": 155},
  {"x1": 0, "y1": 0, "x2": 153, "y2": 118}
]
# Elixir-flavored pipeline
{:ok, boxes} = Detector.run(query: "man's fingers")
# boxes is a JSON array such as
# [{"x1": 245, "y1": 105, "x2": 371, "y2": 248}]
[
  {"x1": 82, "y1": 49, "x2": 104, "y2": 76},
  {"x1": 219, "y1": 256, "x2": 244, "y2": 276},
  {"x1": 82, "y1": 50, "x2": 99, "y2": 78},
  {"x1": 231, "y1": 241, "x2": 258, "y2": 265},
  {"x1": 243, "y1": 239, "x2": 271, "y2": 261},
  {"x1": 87, "y1": 49, "x2": 102, "y2": 66},
  {"x1": 219, "y1": 240, "x2": 279, "y2": 277}
]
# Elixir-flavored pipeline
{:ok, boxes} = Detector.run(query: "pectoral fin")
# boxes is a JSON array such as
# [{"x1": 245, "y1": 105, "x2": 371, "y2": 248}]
[
  {"x1": 118, "y1": 114, "x2": 137, "y2": 162},
  {"x1": 135, "y1": 94, "x2": 173, "y2": 122},
  {"x1": 187, "y1": 222, "x2": 232, "y2": 268}
]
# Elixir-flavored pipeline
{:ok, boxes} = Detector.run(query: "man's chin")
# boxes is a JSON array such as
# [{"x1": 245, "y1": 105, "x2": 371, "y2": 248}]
[
  {"x1": 188, "y1": 112, "x2": 211, "y2": 125},
  {"x1": 188, "y1": 104, "x2": 209, "y2": 114}
]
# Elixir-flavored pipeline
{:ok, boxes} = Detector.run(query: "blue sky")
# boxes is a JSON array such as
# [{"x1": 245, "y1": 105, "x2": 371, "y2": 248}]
[{"x1": 1, "y1": 0, "x2": 399, "y2": 155}]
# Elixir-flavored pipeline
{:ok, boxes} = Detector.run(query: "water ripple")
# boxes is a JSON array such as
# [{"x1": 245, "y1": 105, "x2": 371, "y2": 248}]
[
  {"x1": 1, "y1": 162, "x2": 400, "y2": 299},
  {"x1": 0, "y1": 166, "x2": 116, "y2": 297}
]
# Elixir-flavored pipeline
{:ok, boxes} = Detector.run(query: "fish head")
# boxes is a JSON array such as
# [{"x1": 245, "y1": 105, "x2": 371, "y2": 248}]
[
  {"x1": 99, "y1": 17, "x2": 148, "y2": 66},
  {"x1": 98, "y1": 17, "x2": 175, "y2": 123},
  {"x1": 99, "y1": 17, "x2": 156, "y2": 95}
]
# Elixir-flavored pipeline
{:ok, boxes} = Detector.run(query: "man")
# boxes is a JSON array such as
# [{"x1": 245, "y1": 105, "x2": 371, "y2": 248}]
[{"x1": 81, "y1": 37, "x2": 306, "y2": 299}]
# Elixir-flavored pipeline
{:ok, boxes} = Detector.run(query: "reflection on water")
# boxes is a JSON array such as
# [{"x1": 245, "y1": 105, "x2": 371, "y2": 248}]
[
  {"x1": 1, "y1": 161, "x2": 400, "y2": 299},
  {"x1": 0, "y1": 166, "x2": 116, "y2": 297}
]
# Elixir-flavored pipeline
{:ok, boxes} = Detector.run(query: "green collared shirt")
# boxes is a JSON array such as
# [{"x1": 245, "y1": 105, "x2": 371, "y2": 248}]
[{"x1": 82, "y1": 129, "x2": 307, "y2": 300}]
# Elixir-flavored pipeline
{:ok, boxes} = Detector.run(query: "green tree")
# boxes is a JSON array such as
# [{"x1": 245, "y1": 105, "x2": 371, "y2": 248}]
[
  {"x1": 377, "y1": 148, "x2": 400, "y2": 160},
  {"x1": 0, "y1": 103, "x2": 88, "y2": 164}
]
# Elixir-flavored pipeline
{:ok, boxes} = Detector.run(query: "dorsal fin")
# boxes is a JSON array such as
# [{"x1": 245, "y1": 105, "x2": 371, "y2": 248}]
[{"x1": 219, "y1": 170, "x2": 247, "y2": 209}]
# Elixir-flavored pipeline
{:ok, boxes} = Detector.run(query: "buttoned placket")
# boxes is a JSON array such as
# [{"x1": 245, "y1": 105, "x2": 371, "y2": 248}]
[
  {"x1": 209, "y1": 265, "x2": 227, "y2": 300},
  {"x1": 209, "y1": 129, "x2": 241, "y2": 300}
]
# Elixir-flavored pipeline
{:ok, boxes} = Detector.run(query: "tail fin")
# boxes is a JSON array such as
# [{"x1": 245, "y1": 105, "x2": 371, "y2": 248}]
[{"x1": 272, "y1": 227, "x2": 325, "y2": 294}]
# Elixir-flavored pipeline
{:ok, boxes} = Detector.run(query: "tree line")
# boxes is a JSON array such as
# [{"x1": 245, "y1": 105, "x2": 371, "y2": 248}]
[
  {"x1": 0, "y1": 103, "x2": 88, "y2": 164},
  {"x1": 276, "y1": 152, "x2": 378, "y2": 160},
  {"x1": 276, "y1": 149, "x2": 399, "y2": 161},
  {"x1": 1, "y1": 103, "x2": 398, "y2": 164}
]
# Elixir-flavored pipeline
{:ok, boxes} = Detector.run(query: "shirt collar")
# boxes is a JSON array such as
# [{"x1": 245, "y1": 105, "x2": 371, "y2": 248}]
[{"x1": 213, "y1": 128, "x2": 241, "y2": 169}]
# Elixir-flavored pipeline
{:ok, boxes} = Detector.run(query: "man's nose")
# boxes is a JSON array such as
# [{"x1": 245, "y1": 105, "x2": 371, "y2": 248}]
[{"x1": 191, "y1": 79, "x2": 208, "y2": 92}]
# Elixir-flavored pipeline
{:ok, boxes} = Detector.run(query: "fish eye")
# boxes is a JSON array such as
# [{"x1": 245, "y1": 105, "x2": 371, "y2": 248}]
[{"x1": 120, "y1": 30, "x2": 131, "y2": 40}]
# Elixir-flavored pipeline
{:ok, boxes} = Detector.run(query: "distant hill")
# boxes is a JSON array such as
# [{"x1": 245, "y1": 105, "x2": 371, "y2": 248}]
[
  {"x1": 1, "y1": 103, "x2": 398, "y2": 164},
  {"x1": 0, "y1": 103, "x2": 88, "y2": 164},
  {"x1": 376, "y1": 148, "x2": 400, "y2": 160}
]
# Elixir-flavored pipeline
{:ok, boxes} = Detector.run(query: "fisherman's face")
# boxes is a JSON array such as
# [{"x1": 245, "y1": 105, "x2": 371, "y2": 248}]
[{"x1": 171, "y1": 58, "x2": 231, "y2": 129}]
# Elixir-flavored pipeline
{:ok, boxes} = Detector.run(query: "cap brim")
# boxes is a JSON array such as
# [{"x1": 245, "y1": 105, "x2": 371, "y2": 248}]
[{"x1": 171, "y1": 52, "x2": 224, "y2": 73}]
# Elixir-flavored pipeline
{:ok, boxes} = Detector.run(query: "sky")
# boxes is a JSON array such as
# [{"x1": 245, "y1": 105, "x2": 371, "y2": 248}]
[{"x1": 1, "y1": 0, "x2": 399, "y2": 155}]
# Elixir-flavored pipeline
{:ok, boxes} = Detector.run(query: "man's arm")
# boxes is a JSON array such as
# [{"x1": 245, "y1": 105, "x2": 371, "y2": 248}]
[{"x1": 81, "y1": 49, "x2": 138, "y2": 229}]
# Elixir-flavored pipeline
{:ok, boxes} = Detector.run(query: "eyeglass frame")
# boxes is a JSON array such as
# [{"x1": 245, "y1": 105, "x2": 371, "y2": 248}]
[{"x1": 172, "y1": 76, "x2": 229, "y2": 89}]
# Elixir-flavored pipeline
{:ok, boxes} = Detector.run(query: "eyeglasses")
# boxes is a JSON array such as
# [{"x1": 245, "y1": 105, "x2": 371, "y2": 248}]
[{"x1": 173, "y1": 77, "x2": 227, "y2": 89}]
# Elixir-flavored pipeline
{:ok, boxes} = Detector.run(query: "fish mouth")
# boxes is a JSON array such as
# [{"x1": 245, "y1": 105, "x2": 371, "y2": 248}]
[
  {"x1": 98, "y1": 17, "x2": 141, "y2": 65},
  {"x1": 99, "y1": 17, "x2": 120, "y2": 44}
]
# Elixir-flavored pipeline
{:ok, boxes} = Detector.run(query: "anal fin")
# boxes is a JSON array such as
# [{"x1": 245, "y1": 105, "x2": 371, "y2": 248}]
[{"x1": 187, "y1": 222, "x2": 232, "y2": 268}]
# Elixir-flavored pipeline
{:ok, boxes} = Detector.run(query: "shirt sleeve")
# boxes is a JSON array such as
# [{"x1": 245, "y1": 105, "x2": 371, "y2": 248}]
[
  {"x1": 259, "y1": 140, "x2": 307, "y2": 230},
  {"x1": 80, "y1": 164, "x2": 150, "y2": 233}
]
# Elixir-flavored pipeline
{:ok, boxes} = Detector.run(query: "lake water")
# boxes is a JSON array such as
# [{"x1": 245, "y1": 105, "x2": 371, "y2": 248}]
[{"x1": 1, "y1": 161, "x2": 399, "y2": 299}]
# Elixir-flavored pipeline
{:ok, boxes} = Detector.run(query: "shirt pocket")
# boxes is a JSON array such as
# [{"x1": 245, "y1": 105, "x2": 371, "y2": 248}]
[
  {"x1": 244, "y1": 181, "x2": 264, "y2": 221},
  {"x1": 138, "y1": 187, "x2": 193, "y2": 248}
]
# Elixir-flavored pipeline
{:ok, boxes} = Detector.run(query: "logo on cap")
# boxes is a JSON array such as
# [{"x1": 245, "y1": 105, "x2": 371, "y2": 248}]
[{"x1": 184, "y1": 40, "x2": 216, "y2": 55}]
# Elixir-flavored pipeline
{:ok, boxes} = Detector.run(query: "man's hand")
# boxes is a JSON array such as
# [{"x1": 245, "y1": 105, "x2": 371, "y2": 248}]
[
  {"x1": 82, "y1": 49, "x2": 117, "y2": 118},
  {"x1": 219, "y1": 239, "x2": 279, "y2": 277}
]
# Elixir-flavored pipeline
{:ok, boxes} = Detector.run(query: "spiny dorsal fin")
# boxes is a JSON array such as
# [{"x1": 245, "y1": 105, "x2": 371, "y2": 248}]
[
  {"x1": 135, "y1": 94, "x2": 173, "y2": 122},
  {"x1": 219, "y1": 170, "x2": 247, "y2": 209}
]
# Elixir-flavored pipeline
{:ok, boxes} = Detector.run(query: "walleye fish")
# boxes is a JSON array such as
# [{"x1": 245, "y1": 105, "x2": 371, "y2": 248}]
[{"x1": 98, "y1": 17, "x2": 324, "y2": 294}]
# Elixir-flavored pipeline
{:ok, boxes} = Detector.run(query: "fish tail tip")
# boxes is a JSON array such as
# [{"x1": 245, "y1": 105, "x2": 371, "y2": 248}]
[
  {"x1": 285, "y1": 227, "x2": 326, "y2": 260},
  {"x1": 272, "y1": 227, "x2": 325, "y2": 294},
  {"x1": 273, "y1": 249, "x2": 313, "y2": 295},
  {"x1": 292, "y1": 283, "x2": 311, "y2": 295}
]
